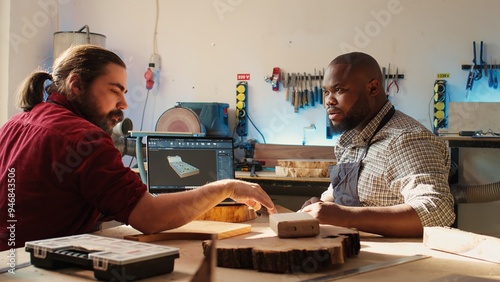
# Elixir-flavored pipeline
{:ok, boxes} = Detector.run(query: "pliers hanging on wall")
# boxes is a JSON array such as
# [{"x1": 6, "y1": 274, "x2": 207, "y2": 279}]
[
  {"x1": 386, "y1": 64, "x2": 399, "y2": 95},
  {"x1": 466, "y1": 41, "x2": 485, "y2": 98}
]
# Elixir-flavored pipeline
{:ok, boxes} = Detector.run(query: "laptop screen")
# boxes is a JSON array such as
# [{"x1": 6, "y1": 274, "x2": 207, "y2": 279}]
[{"x1": 146, "y1": 135, "x2": 235, "y2": 194}]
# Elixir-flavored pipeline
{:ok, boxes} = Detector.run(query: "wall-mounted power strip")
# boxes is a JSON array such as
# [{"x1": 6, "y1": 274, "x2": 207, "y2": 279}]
[{"x1": 236, "y1": 81, "x2": 248, "y2": 136}]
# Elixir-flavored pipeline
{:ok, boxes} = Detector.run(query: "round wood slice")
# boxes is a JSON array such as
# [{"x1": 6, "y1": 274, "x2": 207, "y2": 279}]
[{"x1": 202, "y1": 225, "x2": 360, "y2": 273}]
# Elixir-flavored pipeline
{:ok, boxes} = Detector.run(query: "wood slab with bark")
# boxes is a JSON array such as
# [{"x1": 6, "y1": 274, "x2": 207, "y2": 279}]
[{"x1": 202, "y1": 225, "x2": 360, "y2": 273}]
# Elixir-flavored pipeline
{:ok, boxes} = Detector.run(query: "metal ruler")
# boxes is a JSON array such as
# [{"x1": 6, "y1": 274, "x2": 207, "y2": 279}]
[
  {"x1": 0, "y1": 262, "x2": 31, "y2": 274},
  {"x1": 301, "y1": 254, "x2": 429, "y2": 282}
]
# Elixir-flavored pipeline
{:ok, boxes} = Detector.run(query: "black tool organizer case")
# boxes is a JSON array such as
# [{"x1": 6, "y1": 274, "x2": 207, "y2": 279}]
[{"x1": 25, "y1": 234, "x2": 180, "y2": 281}]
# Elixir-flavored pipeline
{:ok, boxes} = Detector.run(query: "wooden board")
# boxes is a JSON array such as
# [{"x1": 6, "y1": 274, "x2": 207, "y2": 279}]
[
  {"x1": 124, "y1": 220, "x2": 251, "y2": 242},
  {"x1": 254, "y1": 144, "x2": 335, "y2": 167},
  {"x1": 202, "y1": 225, "x2": 360, "y2": 273},
  {"x1": 423, "y1": 227, "x2": 500, "y2": 264},
  {"x1": 195, "y1": 204, "x2": 257, "y2": 223},
  {"x1": 275, "y1": 158, "x2": 336, "y2": 178},
  {"x1": 275, "y1": 166, "x2": 330, "y2": 178},
  {"x1": 277, "y1": 159, "x2": 337, "y2": 169}
]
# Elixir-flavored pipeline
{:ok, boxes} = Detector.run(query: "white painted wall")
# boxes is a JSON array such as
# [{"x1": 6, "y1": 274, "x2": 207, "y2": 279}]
[
  {"x1": 0, "y1": 0, "x2": 11, "y2": 126},
  {"x1": 4, "y1": 0, "x2": 500, "y2": 145},
  {"x1": 4, "y1": 0, "x2": 59, "y2": 121}
]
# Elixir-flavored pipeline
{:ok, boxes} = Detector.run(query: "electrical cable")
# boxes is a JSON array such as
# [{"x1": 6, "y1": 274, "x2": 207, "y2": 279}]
[
  {"x1": 246, "y1": 113, "x2": 266, "y2": 144},
  {"x1": 140, "y1": 89, "x2": 150, "y2": 131},
  {"x1": 231, "y1": 112, "x2": 266, "y2": 145},
  {"x1": 231, "y1": 122, "x2": 237, "y2": 139},
  {"x1": 153, "y1": 0, "x2": 159, "y2": 55},
  {"x1": 126, "y1": 1, "x2": 159, "y2": 169},
  {"x1": 428, "y1": 92, "x2": 435, "y2": 132},
  {"x1": 127, "y1": 89, "x2": 151, "y2": 168}
]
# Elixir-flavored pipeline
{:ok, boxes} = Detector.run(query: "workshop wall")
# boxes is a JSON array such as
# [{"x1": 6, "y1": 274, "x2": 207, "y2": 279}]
[
  {"x1": 5, "y1": 0, "x2": 500, "y2": 169},
  {"x1": 72, "y1": 0, "x2": 500, "y2": 144},
  {"x1": 6, "y1": 0, "x2": 500, "y2": 145}
]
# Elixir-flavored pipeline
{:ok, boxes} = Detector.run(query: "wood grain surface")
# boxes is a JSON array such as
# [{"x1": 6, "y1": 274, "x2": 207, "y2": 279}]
[
  {"x1": 124, "y1": 221, "x2": 252, "y2": 242},
  {"x1": 254, "y1": 144, "x2": 335, "y2": 167},
  {"x1": 275, "y1": 159, "x2": 336, "y2": 178},
  {"x1": 423, "y1": 226, "x2": 500, "y2": 264},
  {"x1": 194, "y1": 204, "x2": 257, "y2": 222},
  {"x1": 202, "y1": 225, "x2": 360, "y2": 273},
  {"x1": 277, "y1": 159, "x2": 337, "y2": 168}
]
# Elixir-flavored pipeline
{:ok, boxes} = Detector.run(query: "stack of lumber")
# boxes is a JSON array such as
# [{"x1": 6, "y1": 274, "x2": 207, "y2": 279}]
[
  {"x1": 254, "y1": 144, "x2": 335, "y2": 167},
  {"x1": 275, "y1": 158, "x2": 336, "y2": 178}
]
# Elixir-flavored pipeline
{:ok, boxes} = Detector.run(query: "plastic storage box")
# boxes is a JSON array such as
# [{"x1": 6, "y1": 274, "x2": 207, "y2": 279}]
[{"x1": 25, "y1": 234, "x2": 180, "y2": 281}]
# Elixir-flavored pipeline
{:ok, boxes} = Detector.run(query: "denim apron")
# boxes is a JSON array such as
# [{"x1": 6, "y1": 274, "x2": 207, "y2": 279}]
[{"x1": 330, "y1": 107, "x2": 395, "y2": 206}]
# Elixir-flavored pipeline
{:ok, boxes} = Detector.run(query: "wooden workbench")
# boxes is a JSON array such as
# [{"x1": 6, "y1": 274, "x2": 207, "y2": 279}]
[{"x1": 1, "y1": 215, "x2": 499, "y2": 281}]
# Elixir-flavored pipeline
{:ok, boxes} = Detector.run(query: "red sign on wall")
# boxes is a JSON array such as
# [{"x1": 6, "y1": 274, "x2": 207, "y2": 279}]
[{"x1": 237, "y1": 74, "x2": 250, "y2": 80}]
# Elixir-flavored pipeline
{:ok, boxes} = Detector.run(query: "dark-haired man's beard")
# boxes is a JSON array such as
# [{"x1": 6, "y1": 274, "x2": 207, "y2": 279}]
[
  {"x1": 74, "y1": 91, "x2": 124, "y2": 135},
  {"x1": 328, "y1": 97, "x2": 370, "y2": 134}
]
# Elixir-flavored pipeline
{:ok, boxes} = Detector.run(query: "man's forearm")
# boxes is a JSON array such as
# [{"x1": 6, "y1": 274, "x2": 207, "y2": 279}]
[
  {"x1": 322, "y1": 203, "x2": 423, "y2": 237},
  {"x1": 128, "y1": 183, "x2": 231, "y2": 234}
]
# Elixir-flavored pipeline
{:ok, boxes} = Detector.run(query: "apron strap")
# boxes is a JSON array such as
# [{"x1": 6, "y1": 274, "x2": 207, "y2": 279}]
[{"x1": 361, "y1": 106, "x2": 395, "y2": 159}]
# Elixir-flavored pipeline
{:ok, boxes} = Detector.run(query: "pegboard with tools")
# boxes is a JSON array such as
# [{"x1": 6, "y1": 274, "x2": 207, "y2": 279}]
[
  {"x1": 462, "y1": 41, "x2": 499, "y2": 99},
  {"x1": 280, "y1": 69, "x2": 324, "y2": 113},
  {"x1": 279, "y1": 67, "x2": 404, "y2": 113}
]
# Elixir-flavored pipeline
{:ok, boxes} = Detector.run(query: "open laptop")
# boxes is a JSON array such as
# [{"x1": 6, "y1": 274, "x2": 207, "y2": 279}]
[{"x1": 146, "y1": 135, "x2": 237, "y2": 204}]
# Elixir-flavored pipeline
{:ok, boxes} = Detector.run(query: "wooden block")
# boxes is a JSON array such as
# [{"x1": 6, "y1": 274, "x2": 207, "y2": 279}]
[
  {"x1": 270, "y1": 212, "x2": 320, "y2": 238},
  {"x1": 423, "y1": 227, "x2": 500, "y2": 264}
]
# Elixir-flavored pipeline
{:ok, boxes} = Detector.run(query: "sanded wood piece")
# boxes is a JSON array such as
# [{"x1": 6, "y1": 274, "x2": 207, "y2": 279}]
[
  {"x1": 275, "y1": 166, "x2": 329, "y2": 178},
  {"x1": 195, "y1": 204, "x2": 257, "y2": 223},
  {"x1": 124, "y1": 221, "x2": 251, "y2": 243},
  {"x1": 423, "y1": 227, "x2": 500, "y2": 264},
  {"x1": 277, "y1": 159, "x2": 337, "y2": 169},
  {"x1": 202, "y1": 225, "x2": 360, "y2": 273},
  {"x1": 254, "y1": 144, "x2": 335, "y2": 167},
  {"x1": 270, "y1": 212, "x2": 320, "y2": 238},
  {"x1": 275, "y1": 159, "x2": 336, "y2": 178}
]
